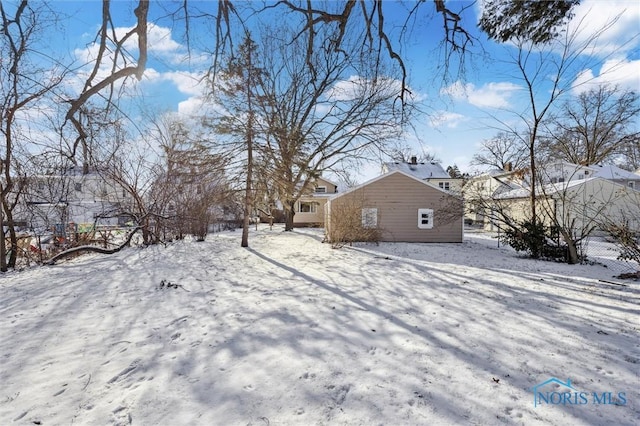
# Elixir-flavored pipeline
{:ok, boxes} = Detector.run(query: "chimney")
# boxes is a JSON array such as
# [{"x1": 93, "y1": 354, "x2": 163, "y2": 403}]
[
  {"x1": 410, "y1": 156, "x2": 417, "y2": 165},
  {"x1": 504, "y1": 162, "x2": 513, "y2": 172}
]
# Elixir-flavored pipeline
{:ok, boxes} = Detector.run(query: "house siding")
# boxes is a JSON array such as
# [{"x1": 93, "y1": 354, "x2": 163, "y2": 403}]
[
  {"x1": 327, "y1": 172, "x2": 463, "y2": 243},
  {"x1": 293, "y1": 177, "x2": 338, "y2": 226},
  {"x1": 294, "y1": 197, "x2": 327, "y2": 225}
]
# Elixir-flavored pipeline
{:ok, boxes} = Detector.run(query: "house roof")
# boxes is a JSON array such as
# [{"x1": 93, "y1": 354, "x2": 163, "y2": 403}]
[
  {"x1": 329, "y1": 169, "x2": 454, "y2": 201},
  {"x1": 383, "y1": 161, "x2": 450, "y2": 180},
  {"x1": 494, "y1": 177, "x2": 618, "y2": 199},
  {"x1": 588, "y1": 164, "x2": 640, "y2": 181}
]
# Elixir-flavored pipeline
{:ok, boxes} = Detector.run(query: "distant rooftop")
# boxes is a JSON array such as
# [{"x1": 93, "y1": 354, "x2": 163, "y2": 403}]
[
  {"x1": 588, "y1": 164, "x2": 640, "y2": 181},
  {"x1": 383, "y1": 158, "x2": 450, "y2": 180}
]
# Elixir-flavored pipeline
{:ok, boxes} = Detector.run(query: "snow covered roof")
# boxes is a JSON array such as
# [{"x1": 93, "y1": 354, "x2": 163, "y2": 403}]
[
  {"x1": 330, "y1": 170, "x2": 453, "y2": 201},
  {"x1": 382, "y1": 161, "x2": 450, "y2": 179},
  {"x1": 494, "y1": 177, "x2": 609, "y2": 199},
  {"x1": 588, "y1": 164, "x2": 640, "y2": 181}
]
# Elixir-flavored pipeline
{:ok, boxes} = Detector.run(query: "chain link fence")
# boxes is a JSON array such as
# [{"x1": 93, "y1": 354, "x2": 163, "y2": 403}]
[
  {"x1": 465, "y1": 229, "x2": 639, "y2": 276},
  {"x1": 580, "y1": 236, "x2": 639, "y2": 275}
]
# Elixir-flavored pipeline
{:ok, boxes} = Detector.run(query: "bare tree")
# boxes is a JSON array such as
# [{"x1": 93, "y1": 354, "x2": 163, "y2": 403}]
[
  {"x1": 489, "y1": 14, "x2": 624, "y2": 236},
  {"x1": 617, "y1": 137, "x2": 640, "y2": 172},
  {"x1": 388, "y1": 147, "x2": 440, "y2": 164},
  {"x1": 252, "y1": 24, "x2": 408, "y2": 231},
  {"x1": 0, "y1": 1, "x2": 67, "y2": 271},
  {"x1": 541, "y1": 85, "x2": 640, "y2": 166},
  {"x1": 210, "y1": 33, "x2": 262, "y2": 247},
  {"x1": 63, "y1": 0, "x2": 149, "y2": 163},
  {"x1": 471, "y1": 132, "x2": 528, "y2": 171}
]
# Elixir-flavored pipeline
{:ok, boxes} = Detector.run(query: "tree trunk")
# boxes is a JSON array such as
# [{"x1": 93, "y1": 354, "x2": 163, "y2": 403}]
[
  {"x1": 0, "y1": 206, "x2": 6, "y2": 272},
  {"x1": 560, "y1": 230, "x2": 579, "y2": 264},
  {"x1": 1, "y1": 199, "x2": 18, "y2": 268},
  {"x1": 284, "y1": 201, "x2": 295, "y2": 231}
]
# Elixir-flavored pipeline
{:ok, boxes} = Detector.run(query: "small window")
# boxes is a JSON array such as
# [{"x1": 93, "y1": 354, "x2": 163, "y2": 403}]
[
  {"x1": 584, "y1": 170, "x2": 589, "y2": 175},
  {"x1": 629, "y1": 182, "x2": 635, "y2": 189},
  {"x1": 558, "y1": 177, "x2": 565, "y2": 183},
  {"x1": 75, "y1": 183, "x2": 82, "y2": 191},
  {"x1": 299, "y1": 201, "x2": 317, "y2": 213},
  {"x1": 315, "y1": 186, "x2": 327, "y2": 193},
  {"x1": 418, "y1": 208, "x2": 434, "y2": 229},
  {"x1": 361, "y1": 208, "x2": 377, "y2": 228},
  {"x1": 438, "y1": 182, "x2": 450, "y2": 191},
  {"x1": 577, "y1": 174, "x2": 584, "y2": 180}
]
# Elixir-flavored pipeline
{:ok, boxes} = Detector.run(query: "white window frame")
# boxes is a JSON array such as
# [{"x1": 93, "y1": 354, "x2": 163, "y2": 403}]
[
  {"x1": 315, "y1": 186, "x2": 327, "y2": 193},
  {"x1": 298, "y1": 201, "x2": 317, "y2": 213},
  {"x1": 438, "y1": 182, "x2": 450, "y2": 190},
  {"x1": 361, "y1": 208, "x2": 378, "y2": 228},
  {"x1": 418, "y1": 208, "x2": 434, "y2": 229}
]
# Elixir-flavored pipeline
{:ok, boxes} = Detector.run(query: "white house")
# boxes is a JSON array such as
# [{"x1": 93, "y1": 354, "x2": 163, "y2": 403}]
[
  {"x1": 292, "y1": 176, "x2": 339, "y2": 227},
  {"x1": 16, "y1": 166, "x2": 132, "y2": 235}
]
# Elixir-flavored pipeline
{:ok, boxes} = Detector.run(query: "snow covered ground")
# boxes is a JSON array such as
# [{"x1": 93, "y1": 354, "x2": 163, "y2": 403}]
[{"x1": 1, "y1": 226, "x2": 638, "y2": 425}]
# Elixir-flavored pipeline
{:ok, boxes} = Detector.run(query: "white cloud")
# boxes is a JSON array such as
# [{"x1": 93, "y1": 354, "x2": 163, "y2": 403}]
[
  {"x1": 324, "y1": 75, "x2": 405, "y2": 102},
  {"x1": 441, "y1": 81, "x2": 522, "y2": 108},
  {"x1": 572, "y1": 58, "x2": 640, "y2": 93},
  {"x1": 568, "y1": 0, "x2": 640, "y2": 57},
  {"x1": 428, "y1": 110, "x2": 467, "y2": 129},
  {"x1": 160, "y1": 71, "x2": 205, "y2": 96}
]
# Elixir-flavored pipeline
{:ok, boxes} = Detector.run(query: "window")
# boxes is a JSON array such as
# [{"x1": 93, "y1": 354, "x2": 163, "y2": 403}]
[
  {"x1": 629, "y1": 182, "x2": 635, "y2": 189},
  {"x1": 315, "y1": 186, "x2": 327, "y2": 193},
  {"x1": 74, "y1": 183, "x2": 82, "y2": 191},
  {"x1": 361, "y1": 208, "x2": 377, "y2": 228},
  {"x1": 438, "y1": 182, "x2": 450, "y2": 191},
  {"x1": 299, "y1": 201, "x2": 317, "y2": 213},
  {"x1": 578, "y1": 174, "x2": 584, "y2": 180},
  {"x1": 418, "y1": 208, "x2": 434, "y2": 229}
]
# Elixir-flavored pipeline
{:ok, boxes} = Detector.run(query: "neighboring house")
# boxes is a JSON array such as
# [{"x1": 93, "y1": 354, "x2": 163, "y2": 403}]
[
  {"x1": 16, "y1": 167, "x2": 132, "y2": 234},
  {"x1": 542, "y1": 160, "x2": 640, "y2": 190},
  {"x1": 382, "y1": 157, "x2": 464, "y2": 193},
  {"x1": 293, "y1": 176, "x2": 339, "y2": 227},
  {"x1": 465, "y1": 161, "x2": 640, "y2": 230},
  {"x1": 494, "y1": 177, "x2": 640, "y2": 233},
  {"x1": 325, "y1": 170, "x2": 463, "y2": 243},
  {"x1": 463, "y1": 167, "x2": 527, "y2": 229}
]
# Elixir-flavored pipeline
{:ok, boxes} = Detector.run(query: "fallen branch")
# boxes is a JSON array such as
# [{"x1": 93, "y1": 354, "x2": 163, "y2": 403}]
[{"x1": 46, "y1": 227, "x2": 142, "y2": 265}]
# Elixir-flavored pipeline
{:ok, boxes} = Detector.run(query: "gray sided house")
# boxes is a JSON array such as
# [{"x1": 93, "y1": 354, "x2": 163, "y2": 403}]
[{"x1": 325, "y1": 170, "x2": 463, "y2": 243}]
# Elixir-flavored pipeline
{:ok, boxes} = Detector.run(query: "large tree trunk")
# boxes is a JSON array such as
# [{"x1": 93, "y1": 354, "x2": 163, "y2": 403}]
[
  {"x1": 0, "y1": 206, "x2": 6, "y2": 272},
  {"x1": 284, "y1": 201, "x2": 295, "y2": 231},
  {"x1": 560, "y1": 229, "x2": 579, "y2": 265},
  {"x1": 1, "y1": 199, "x2": 18, "y2": 268}
]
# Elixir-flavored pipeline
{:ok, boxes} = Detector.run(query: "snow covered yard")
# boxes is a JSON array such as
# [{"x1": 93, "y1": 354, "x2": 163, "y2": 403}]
[{"x1": 1, "y1": 226, "x2": 638, "y2": 426}]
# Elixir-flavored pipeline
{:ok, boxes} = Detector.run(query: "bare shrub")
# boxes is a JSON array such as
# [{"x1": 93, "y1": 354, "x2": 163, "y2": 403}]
[{"x1": 327, "y1": 197, "x2": 381, "y2": 248}]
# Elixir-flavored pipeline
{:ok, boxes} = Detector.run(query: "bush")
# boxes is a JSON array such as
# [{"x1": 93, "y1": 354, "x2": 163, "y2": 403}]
[
  {"x1": 327, "y1": 198, "x2": 382, "y2": 248},
  {"x1": 499, "y1": 220, "x2": 571, "y2": 261},
  {"x1": 500, "y1": 220, "x2": 546, "y2": 258}
]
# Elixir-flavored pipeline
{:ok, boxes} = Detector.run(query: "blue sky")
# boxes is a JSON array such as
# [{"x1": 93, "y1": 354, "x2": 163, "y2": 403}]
[{"x1": 42, "y1": 1, "x2": 640, "y2": 182}]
